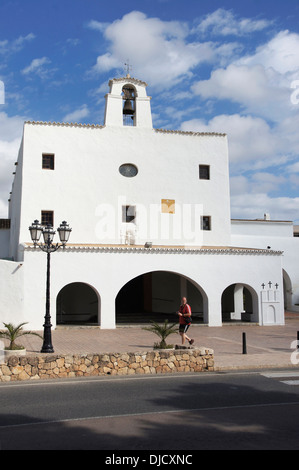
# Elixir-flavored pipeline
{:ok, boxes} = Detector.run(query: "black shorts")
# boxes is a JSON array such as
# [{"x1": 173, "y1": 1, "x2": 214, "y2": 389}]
[{"x1": 179, "y1": 323, "x2": 190, "y2": 333}]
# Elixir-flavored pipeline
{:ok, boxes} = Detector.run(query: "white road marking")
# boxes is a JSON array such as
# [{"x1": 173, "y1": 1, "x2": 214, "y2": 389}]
[{"x1": 1, "y1": 401, "x2": 299, "y2": 430}]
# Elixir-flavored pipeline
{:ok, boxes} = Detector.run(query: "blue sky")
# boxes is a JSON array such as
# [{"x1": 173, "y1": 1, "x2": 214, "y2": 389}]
[{"x1": 0, "y1": 0, "x2": 299, "y2": 222}]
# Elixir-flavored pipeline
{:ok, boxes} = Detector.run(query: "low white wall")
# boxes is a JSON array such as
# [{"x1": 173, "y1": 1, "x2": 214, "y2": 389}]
[{"x1": 0, "y1": 260, "x2": 24, "y2": 326}]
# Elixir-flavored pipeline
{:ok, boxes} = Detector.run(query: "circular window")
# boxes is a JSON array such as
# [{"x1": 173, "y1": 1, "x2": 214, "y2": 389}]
[{"x1": 119, "y1": 163, "x2": 138, "y2": 178}]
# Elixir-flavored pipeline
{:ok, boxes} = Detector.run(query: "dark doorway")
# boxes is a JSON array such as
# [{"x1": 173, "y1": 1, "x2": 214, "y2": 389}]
[
  {"x1": 116, "y1": 271, "x2": 204, "y2": 324},
  {"x1": 56, "y1": 282, "x2": 99, "y2": 325},
  {"x1": 221, "y1": 283, "x2": 255, "y2": 323}
]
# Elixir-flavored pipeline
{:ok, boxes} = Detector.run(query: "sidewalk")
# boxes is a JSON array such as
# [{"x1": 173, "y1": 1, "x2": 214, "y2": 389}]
[{"x1": 12, "y1": 314, "x2": 299, "y2": 372}]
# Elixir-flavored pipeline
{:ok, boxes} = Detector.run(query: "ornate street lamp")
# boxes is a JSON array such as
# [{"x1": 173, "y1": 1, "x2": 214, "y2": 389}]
[{"x1": 29, "y1": 220, "x2": 72, "y2": 353}]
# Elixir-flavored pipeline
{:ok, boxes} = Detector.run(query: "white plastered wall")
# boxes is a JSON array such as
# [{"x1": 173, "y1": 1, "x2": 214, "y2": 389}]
[{"x1": 20, "y1": 248, "x2": 284, "y2": 330}]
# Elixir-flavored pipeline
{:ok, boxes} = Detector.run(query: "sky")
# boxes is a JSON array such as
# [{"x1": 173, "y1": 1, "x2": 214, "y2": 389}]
[{"x1": 0, "y1": 0, "x2": 299, "y2": 222}]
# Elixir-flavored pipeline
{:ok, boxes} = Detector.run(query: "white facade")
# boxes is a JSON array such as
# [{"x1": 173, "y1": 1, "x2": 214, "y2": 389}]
[
  {"x1": 0, "y1": 75, "x2": 295, "y2": 330},
  {"x1": 231, "y1": 218, "x2": 299, "y2": 311}
]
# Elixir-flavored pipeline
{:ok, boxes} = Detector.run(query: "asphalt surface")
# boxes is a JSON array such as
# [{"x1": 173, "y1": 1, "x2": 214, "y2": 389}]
[
  {"x1": 1, "y1": 369, "x2": 299, "y2": 450},
  {"x1": 1, "y1": 315, "x2": 299, "y2": 452}
]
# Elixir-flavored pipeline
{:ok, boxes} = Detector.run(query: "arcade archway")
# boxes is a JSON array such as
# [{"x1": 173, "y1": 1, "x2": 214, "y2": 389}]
[
  {"x1": 221, "y1": 283, "x2": 258, "y2": 323},
  {"x1": 116, "y1": 271, "x2": 207, "y2": 324},
  {"x1": 56, "y1": 282, "x2": 100, "y2": 325}
]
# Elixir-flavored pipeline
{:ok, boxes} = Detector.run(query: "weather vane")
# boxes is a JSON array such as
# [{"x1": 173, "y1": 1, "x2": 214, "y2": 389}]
[{"x1": 124, "y1": 60, "x2": 133, "y2": 77}]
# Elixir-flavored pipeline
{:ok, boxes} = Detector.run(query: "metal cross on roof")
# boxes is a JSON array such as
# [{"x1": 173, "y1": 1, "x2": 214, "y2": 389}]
[{"x1": 124, "y1": 60, "x2": 133, "y2": 76}]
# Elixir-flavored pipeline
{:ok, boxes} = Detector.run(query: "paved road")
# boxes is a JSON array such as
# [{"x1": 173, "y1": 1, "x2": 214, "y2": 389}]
[{"x1": 1, "y1": 370, "x2": 299, "y2": 451}]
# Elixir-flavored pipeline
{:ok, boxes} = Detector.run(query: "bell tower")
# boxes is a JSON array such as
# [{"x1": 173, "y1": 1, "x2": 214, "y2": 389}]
[{"x1": 104, "y1": 75, "x2": 153, "y2": 128}]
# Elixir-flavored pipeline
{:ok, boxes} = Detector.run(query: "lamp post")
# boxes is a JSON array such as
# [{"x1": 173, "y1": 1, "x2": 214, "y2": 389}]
[{"x1": 29, "y1": 220, "x2": 72, "y2": 353}]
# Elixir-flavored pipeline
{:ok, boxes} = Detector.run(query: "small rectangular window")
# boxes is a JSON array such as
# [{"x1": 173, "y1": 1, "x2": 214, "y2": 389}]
[
  {"x1": 42, "y1": 154, "x2": 55, "y2": 170},
  {"x1": 122, "y1": 205, "x2": 136, "y2": 223},
  {"x1": 0, "y1": 219, "x2": 10, "y2": 229},
  {"x1": 199, "y1": 165, "x2": 210, "y2": 180},
  {"x1": 201, "y1": 216, "x2": 211, "y2": 231},
  {"x1": 41, "y1": 210, "x2": 54, "y2": 227}
]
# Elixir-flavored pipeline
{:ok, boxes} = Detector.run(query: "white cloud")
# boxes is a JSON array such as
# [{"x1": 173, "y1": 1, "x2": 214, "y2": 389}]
[
  {"x1": 231, "y1": 192, "x2": 299, "y2": 221},
  {"x1": 195, "y1": 8, "x2": 272, "y2": 37},
  {"x1": 191, "y1": 30, "x2": 299, "y2": 122},
  {"x1": 63, "y1": 105, "x2": 90, "y2": 123},
  {"x1": 21, "y1": 57, "x2": 51, "y2": 78},
  {"x1": 66, "y1": 38, "x2": 80, "y2": 47},
  {"x1": 0, "y1": 112, "x2": 25, "y2": 218},
  {"x1": 87, "y1": 20, "x2": 110, "y2": 33},
  {"x1": 192, "y1": 63, "x2": 289, "y2": 121},
  {"x1": 0, "y1": 33, "x2": 35, "y2": 55},
  {"x1": 230, "y1": 175, "x2": 250, "y2": 196},
  {"x1": 287, "y1": 162, "x2": 299, "y2": 173},
  {"x1": 180, "y1": 111, "x2": 299, "y2": 221},
  {"x1": 193, "y1": 63, "x2": 271, "y2": 102},
  {"x1": 251, "y1": 172, "x2": 286, "y2": 193},
  {"x1": 0, "y1": 112, "x2": 25, "y2": 141},
  {"x1": 289, "y1": 174, "x2": 299, "y2": 187},
  {"x1": 181, "y1": 114, "x2": 279, "y2": 169},
  {"x1": 0, "y1": 80, "x2": 4, "y2": 104},
  {"x1": 181, "y1": 113, "x2": 299, "y2": 221},
  {"x1": 240, "y1": 30, "x2": 299, "y2": 74},
  {"x1": 88, "y1": 11, "x2": 239, "y2": 89}
]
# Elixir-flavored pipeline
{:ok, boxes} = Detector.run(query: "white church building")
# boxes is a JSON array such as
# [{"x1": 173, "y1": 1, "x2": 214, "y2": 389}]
[{"x1": 0, "y1": 74, "x2": 298, "y2": 330}]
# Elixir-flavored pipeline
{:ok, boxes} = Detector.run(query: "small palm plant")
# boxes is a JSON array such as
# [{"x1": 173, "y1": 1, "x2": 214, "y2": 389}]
[
  {"x1": 0, "y1": 322, "x2": 42, "y2": 351},
  {"x1": 143, "y1": 319, "x2": 178, "y2": 349}
]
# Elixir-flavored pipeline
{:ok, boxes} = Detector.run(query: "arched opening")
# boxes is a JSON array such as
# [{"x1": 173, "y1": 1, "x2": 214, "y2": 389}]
[
  {"x1": 122, "y1": 84, "x2": 136, "y2": 126},
  {"x1": 221, "y1": 283, "x2": 258, "y2": 323},
  {"x1": 56, "y1": 282, "x2": 100, "y2": 325},
  {"x1": 283, "y1": 269, "x2": 292, "y2": 311},
  {"x1": 116, "y1": 271, "x2": 207, "y2": 325}
]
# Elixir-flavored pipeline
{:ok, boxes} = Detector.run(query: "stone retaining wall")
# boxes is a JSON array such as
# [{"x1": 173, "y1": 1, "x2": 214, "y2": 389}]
[{"x1": 0, "y1": 347, "x2": 214, "y2": 382}]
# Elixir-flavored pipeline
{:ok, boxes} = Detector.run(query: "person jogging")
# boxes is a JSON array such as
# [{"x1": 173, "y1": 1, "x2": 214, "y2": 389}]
[{"x1": 177, "y1": 297, "x2": 194, "y2": 346}]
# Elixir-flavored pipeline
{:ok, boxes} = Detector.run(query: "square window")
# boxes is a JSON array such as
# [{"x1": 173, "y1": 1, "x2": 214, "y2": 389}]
[
  {"x1": 199, "y1": 165, "x2": 210, "y2": 180},
  {"x1": 122, "y1": 205, "x2": 136, "y2": 223},
  {"x1": 41, "y1": 210, "x2": 54, "y2": 227},
  {"x1": 201, "y1": 216, "x2": 211, "y2": 231},
  {"x1": 42, "y1": 154, "x2": 55, "y2": 170}
]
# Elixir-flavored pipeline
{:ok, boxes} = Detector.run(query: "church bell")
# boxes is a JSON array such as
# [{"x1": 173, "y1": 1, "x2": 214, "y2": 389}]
[{"x1": 123, "y1": 99, "x2": 134, "y2": 115}]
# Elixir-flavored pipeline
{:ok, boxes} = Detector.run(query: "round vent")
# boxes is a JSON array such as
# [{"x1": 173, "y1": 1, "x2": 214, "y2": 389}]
[{"x1": 119, "y1": 163, "x2": 138, "y2": 178}]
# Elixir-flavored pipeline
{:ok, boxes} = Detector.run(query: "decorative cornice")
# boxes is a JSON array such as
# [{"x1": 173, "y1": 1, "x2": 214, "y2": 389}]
[
  {"x1": 24, "y1": 245, "x2": 283, "y2": 256},
  {"x1": 24, "y1": 121, "x2": 105, "y2": 129},
  {"x1": 154, "y1": 128, "x2": 226, "y2": 137},
  {"x1": 109, "y1": 75, "x2": 148, "y2": 87},
  {"x1": 23, "y1": 121, "x2": 226, "y2": 137}
]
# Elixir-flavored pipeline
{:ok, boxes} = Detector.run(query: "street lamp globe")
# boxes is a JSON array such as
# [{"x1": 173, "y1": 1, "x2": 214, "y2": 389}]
[
  {"x1": 42, "y1": 224, "x2": 56, "y2": 245},
  {"x1": 29, "y1": 220, "x2": 43, "y2": 245},
  {"x1": 57, "y1": 220, "x2": 72, "y2": 245}
]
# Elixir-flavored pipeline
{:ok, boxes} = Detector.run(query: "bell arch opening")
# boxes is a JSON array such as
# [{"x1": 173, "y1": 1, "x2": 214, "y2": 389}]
[
  {"x1": 56, "y1": 282, "x2": 100, "y2": 326},
  {"x1": 122, "y1": 84, "x2": 136, "y2": 126},
  {"x1": 221, "y1": 283, "x2": 258, "y2": 323},
  {"x1": 115, "y1": 270, "x2": 207, "y2": 325}
]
